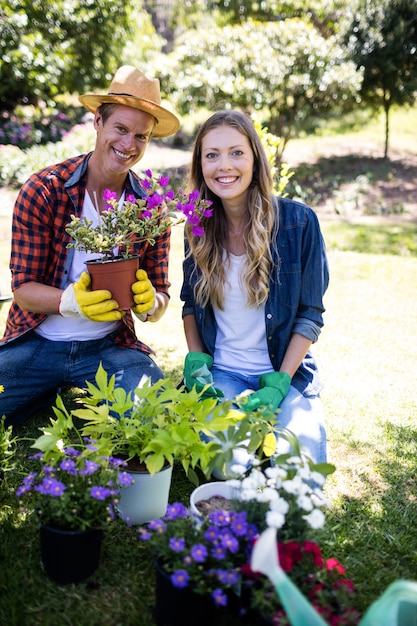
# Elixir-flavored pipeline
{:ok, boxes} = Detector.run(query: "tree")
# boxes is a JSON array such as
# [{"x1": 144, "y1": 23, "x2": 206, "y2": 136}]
[
  {"x1": 154, "y1": 18, "x2": 362, "y2": 158},
  {"x1": 345, "y1": 0, "x2": 417, "y2": 157},
  {"x1": 0, "y1": 0, "x2": 153, "y2": 111}
]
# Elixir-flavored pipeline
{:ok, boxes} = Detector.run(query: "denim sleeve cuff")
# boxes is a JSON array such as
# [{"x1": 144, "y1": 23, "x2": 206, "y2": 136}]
[
  {"x1": 182, "y1": 305, "x2": 194, "y2": 319},
  {"x1": 292, "y1": 319, "x2": 322, "y2": 343}
]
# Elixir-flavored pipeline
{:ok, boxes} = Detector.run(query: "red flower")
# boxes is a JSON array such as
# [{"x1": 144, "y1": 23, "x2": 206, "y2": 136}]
[
  {"x1": 303, "y1": 541, "x2": 324, "y2": 568},
  {"x1": 326, "y1": 558, "x2": 345, "y2": 575},
  {"x1": 278, "y1": 541, "x2": 303, "y2": 572}
]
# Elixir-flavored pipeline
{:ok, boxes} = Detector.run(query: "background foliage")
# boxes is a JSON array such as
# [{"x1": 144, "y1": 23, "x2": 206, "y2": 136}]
[{"x1": 1, "y1": 0, "x2": 416, "y2": 157}]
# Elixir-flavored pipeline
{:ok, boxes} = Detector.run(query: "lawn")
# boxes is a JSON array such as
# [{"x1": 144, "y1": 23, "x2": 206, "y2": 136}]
[{"x1": 1, "y1": 107, "x2": 417, "y2": 624}]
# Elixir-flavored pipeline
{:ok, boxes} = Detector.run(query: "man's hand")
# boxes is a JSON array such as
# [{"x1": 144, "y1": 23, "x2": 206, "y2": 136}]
[
  {"x1": 243, "y1": 372, "x2": 291, "y2": 412},
  {"x1": 131, "y1": 269, "x2": 156, "y2": 319},
  {"x1": 59, "y1": 272, "x2": 123, "y2": 321},
  {"x1": 183, "y1": 352, "x2": 224, "y2": 400}
]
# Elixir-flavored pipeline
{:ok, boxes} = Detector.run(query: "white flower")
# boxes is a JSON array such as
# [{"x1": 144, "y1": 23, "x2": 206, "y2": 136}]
[
  {"x1": 297, "y1": 494, "x2": 314, "y2": 512},
  {"x1": 240, "y1": 488, "x2": 258, "y2": 502},
  {"x1": 282, "y1": 475, "x2": 303, "y2": 494},
  {"x1": 226, "y1": 479, "x2": 242, "y2": 489},
  {"x1": 270, "y1": 496, "x2": 290, "y2": 515},
  {"x1": 256, "y1": 487, "x2": 279, "y2": 503},
  {"x1": 266, "y1": 510, "x2": 286, "y2": 529},
  {"x1": 302, "y1": 508, "x2": 326, "y2": 529},
  {"x1": 265, "y1": 466, "x2": 287, "y2": 480},
  {"x1": 310, "y1": 470, "x2": 326, "y2": 487},
  {"x1": 286, "y1": 455, "x2": 302, "y2": 465}
]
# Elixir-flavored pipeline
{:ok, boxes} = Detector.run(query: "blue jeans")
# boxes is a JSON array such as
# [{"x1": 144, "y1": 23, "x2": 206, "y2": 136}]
[
  {"x1": 211, "y1": 366, "x2": 327, "y2": 464},
  {"x1": 0, "y1": 331, "x2": 164, "y2": 427}
]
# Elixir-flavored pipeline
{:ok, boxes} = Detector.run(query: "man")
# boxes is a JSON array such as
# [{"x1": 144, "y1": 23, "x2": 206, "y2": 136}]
[{"x1": 0, "y1": 65, "x2": 180, "y2": 426}]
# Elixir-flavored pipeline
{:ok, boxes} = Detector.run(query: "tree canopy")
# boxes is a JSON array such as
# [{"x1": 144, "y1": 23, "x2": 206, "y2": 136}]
[
  {"x1": 345, "y1": 0, "x2": 417, "y2": 157},
  {"x1": 155, "y1": 18, "x2": 361, "y2": 157}
]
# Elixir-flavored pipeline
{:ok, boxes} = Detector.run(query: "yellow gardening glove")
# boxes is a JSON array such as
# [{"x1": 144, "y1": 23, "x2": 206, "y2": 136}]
[
  {"x1": 131, "y1": 269, "x2": 156, "y2": 320},
  {"x1": 59, "y1": 272, "x2": 124, "y2": 322}
]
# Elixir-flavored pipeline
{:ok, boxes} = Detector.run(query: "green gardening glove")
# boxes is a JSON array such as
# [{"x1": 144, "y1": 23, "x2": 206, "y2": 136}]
[
  {"x1": 183, "y1": 352, "x2": 225, "y2": 400},
  {"x1": 243, "y1": 372, "x2": 291, "y2": 412}
]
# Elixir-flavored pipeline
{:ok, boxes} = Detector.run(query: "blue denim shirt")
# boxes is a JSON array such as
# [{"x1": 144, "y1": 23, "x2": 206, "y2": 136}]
[{"x1": 181, "y1": 197, "x2": 330, "y2": 396}]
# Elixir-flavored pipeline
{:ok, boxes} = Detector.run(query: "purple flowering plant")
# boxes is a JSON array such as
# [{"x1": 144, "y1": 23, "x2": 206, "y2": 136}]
[
  {"x1": 16, "y1": 439, "x2": 134, "y2": 532},
  {"x1": 138, "y1": 501, "x2": 259, "y2": 608},
  {"x1": 66, "y1": 169, "x2": 213, "y2": 260}
]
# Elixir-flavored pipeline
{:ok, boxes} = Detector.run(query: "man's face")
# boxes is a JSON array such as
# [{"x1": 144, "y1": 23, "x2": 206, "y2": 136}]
[{"x1": 93, "y1": 105, "x2": 155, "y2": 174}]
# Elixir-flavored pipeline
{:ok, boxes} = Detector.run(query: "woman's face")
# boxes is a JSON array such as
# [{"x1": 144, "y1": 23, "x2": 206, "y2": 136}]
[{"x1": 201, "y1": 125, "x2": 254, "y2": 208}]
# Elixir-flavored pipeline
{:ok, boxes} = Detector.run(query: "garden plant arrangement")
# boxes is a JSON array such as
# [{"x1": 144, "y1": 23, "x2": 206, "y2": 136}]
[
  {"x1": 16, "y1": 413, "x2": 134, "y2": 532},
  {"x1": 136, "y1": 435, "x2": 362, "y2": 625},
  {"x1": 69, "y1": 363, "x2": 278, "y2": 483},
  {"x1": 65, "y1": 168, "x2": 213, "y2": 260}
]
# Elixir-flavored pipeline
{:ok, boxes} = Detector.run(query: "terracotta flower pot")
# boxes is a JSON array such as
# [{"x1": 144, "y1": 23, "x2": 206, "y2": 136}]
[{"x1": 85, "y1": 255, "x2": 140, "y2": 311}]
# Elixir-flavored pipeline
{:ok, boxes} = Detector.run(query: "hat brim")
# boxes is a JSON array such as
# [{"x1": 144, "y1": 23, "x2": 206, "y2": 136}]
[{"x1": 78, "y1": 94, "x2": 180, "y2": 138}]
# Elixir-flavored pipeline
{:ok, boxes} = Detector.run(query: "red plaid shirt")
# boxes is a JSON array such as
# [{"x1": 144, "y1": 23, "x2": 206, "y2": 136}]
[{"x1": 1, "y1": 153, "x2": 171, "y2": 353}]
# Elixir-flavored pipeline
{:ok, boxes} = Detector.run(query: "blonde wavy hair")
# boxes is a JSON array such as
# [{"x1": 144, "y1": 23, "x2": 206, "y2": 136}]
[{"x1": 185, "y1": 110, "x2": 277, "y2": 309}]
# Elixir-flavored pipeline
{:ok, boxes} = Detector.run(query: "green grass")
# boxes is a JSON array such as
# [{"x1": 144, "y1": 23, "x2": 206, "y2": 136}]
[{"x1": 1, "y1": 107, "x2": 417, "y2": 624}]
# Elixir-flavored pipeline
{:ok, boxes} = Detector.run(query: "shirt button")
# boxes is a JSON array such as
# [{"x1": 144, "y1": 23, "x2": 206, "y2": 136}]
[{"x1": 266, "y1": 313, "x2": 272, "y2": 319}]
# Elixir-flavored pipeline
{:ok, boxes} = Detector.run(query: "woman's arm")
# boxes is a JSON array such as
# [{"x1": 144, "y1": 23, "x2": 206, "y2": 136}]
[
  {"x1": 183, "y1": 313, "x2": 205, "y2": 352},
  {"x1": 280, "y1": 333, "x2": 313, "y2": 378}
]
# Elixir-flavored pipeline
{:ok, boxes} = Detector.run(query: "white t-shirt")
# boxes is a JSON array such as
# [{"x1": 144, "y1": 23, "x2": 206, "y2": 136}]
[
  {"x1": 35, "y1": 192, "x2": 123, "y2": 341},
  {"x1": 213, "y1": 252, "x2": 273, "y2": 375}
]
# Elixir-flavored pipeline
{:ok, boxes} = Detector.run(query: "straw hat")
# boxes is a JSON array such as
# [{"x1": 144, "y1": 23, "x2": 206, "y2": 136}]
[{"x1": 79, "y1": 66, "x2": 180, "y2": 138}]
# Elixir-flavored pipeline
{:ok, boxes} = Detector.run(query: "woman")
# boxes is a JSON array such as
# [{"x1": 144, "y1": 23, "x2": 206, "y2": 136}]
[{"x1": 180, "y1": 110, "x2": 329, "y2": 464}]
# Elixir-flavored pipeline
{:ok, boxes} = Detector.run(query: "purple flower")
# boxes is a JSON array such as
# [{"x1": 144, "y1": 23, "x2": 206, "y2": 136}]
[
  {"x1": 146, "y1": 193, "x2": 163, "y2": 209},
  {"x1": 231, "y1": 512, "x2": 248, "y2": 537},
  {"x1": 220, "y1": 532, "x2": 239, "y2": 554},
  {"x1": 164, "y1": 190, "x2": 175, "y2": 201},
  {"x1": 137, "y1": 528, "x2": 152, "y2": 541},
  {"x1": 188, "y1": 189, "x2": 200, "y2": 202},
  {"x1": 204, "y1": 526, "x2": 221, "y2": 543},
  {"x1": 211, "y1": 588, "x2": 227, "y2": 607},
  {"x1": 211, "y1": 545, "x2": 226, "y2": 560},
  {"x1": 90, "y1": 486, "x2": 112, "y2": 500},
  {"x1": 145, "y1": 169, "x2": 153, "y2": 178},
  {"x1": 216, "y1": 569, "x2": 239, "y2": 585},
  {"x1": 35, "y1": 477, "x2": 66, "y2": 497},
  {"x1": 148, "y1": 519, "x2": 167, "y2": 534},
  {"x1": 191, "y1": 543, "x2": 208, "y2": 563},
  {"x1": 171, "y1": 569, "x2": 189, "y2": 589},
  {"x1": 118, "y1": 472, "x2": 135, "y2": 486},
  {"x1": 159, "y1": 175, "x2": 170, "y2": 187},
  {"x1": 142, "y1": 209, "x2": 152, "y2": 219},
  {"x1": 103, "y1": 189, "x2": 117, "y2": 201},
  {"x1": 126, "y1": 194, "x2": 136, "y2": 203},
  {"x1": 79, "y1": 460, "x2": 99, "y2": 476},
  {"x1": 165, "y1": 502, "x2": 189, "y2": 521},
  {"x1": 16, "y1": 472, "x2": 37, "y2": 496},
  {"x1": 59, "y1": 458, "x2": 77, "y2": 475},
  {"x1": 64, "y1": 446, "x2": 81, "y2": 457},
  {"x1": 169, "y1": 537, "x2": 185, "y2": 552},
  {"x1": 191, "y1": 224, "x2": 205, "y2": 237},
  {"x1": 109, "y1": 457, "x2": 128, "y2": 468},
  {"x1": 209, "y1": 510, "x2": 230, "y2": 527}
]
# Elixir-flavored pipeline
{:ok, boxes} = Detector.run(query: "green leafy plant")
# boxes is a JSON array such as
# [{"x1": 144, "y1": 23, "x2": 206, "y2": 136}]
[
  {"x1": 0, "y1": 414, "x2": 18, "y2": 481},
  {"x1": 65, "y1": 169, "x2": 213, "y2": 260},
  {"x1": 64, "y1": 364, "x2": 276, "y2": 485}
]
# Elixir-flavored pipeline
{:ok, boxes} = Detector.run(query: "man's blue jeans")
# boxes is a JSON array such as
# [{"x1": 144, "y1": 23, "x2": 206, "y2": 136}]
[
  {"x1": 0, "y1": 331, "x2": 163, "y2": 427},
  {"x1": 211, "y1": 366, "x2": 327, "y2": 464}
]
